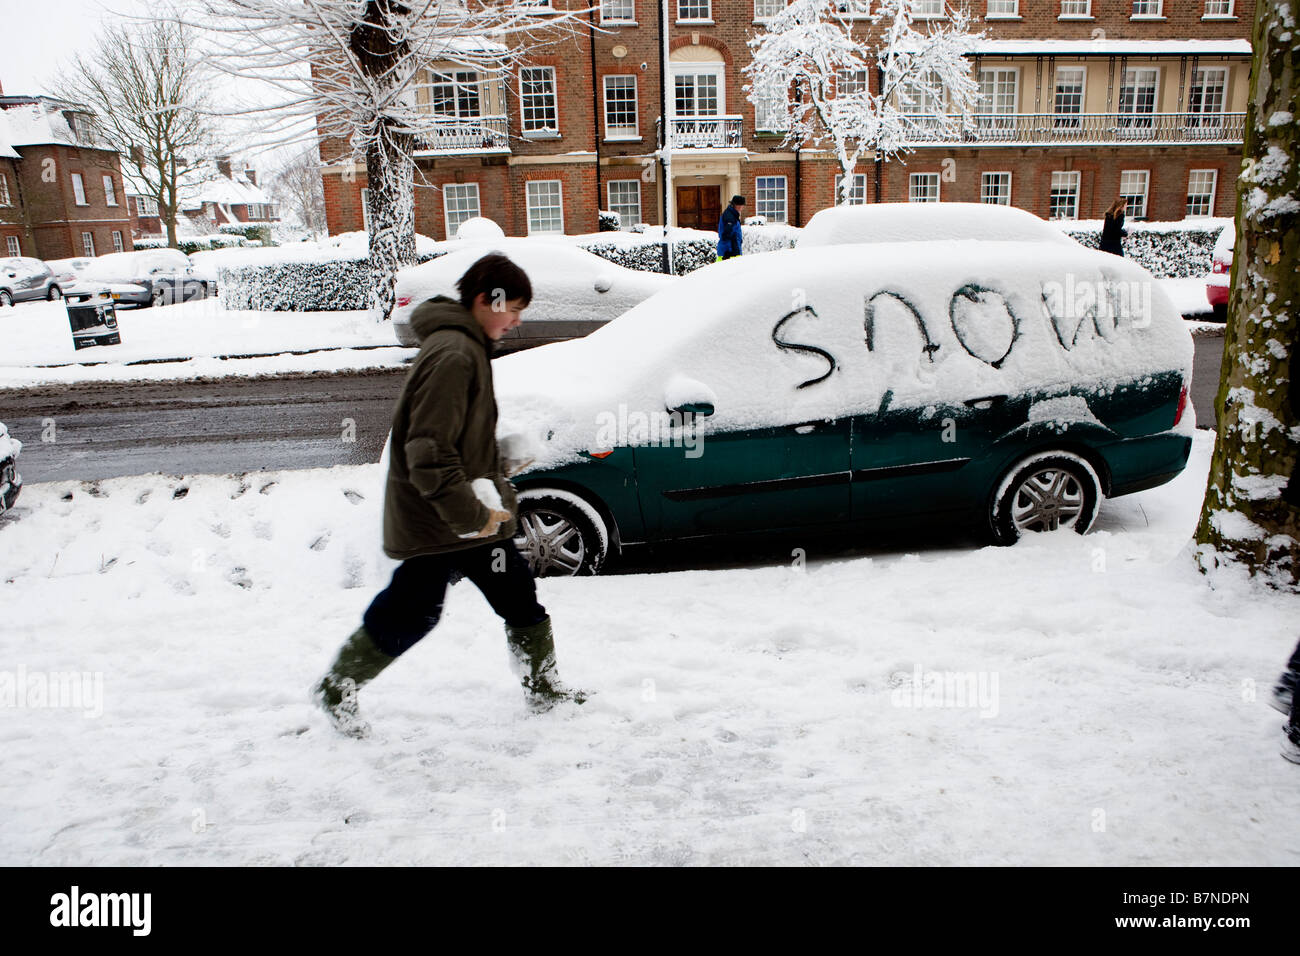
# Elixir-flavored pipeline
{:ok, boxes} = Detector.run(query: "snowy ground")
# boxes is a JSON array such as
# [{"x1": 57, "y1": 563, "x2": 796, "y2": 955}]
[
  {"x1": 0, "y1": 275, "x2": 1213, "y2": 388},
  {"x1": 1, "y1": 430, "x2": 1296, "y2": 866}
]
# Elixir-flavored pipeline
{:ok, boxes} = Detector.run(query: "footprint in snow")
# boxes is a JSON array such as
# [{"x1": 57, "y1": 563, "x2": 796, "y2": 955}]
[{"x1": 342, "y1": 489, "x2": 365, "y2": 505}]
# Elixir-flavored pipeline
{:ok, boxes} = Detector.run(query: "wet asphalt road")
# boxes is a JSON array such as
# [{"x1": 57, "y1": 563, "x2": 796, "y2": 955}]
[{"x1": 2, "y1": 332, "x2": 1226, "y2": 485}]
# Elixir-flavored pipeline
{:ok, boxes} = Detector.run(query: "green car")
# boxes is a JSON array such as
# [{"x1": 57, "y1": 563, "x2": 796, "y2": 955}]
[{"x1": 494, "y1": 241, "x2": 1195, "y2": 576}]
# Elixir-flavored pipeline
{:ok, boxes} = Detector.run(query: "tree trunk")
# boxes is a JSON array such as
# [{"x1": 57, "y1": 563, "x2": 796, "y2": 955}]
[
  {"x1": 1194, "y1": 0, "x2": 1300, "y2": 587},
  {"x1": 351, "y1": 0, "x2": 417, "y2": 322}
]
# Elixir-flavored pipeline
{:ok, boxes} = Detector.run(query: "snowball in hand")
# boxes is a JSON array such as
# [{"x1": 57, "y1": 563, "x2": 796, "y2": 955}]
[{"x1": 471, "y1": 477, "x2": 504, "y2": 512}]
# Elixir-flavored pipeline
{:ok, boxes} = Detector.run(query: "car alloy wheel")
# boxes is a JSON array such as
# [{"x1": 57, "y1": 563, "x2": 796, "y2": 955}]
[
  {"x1": 0, "y1": 291, "x2": 12, "y2": 308},
  {"x1": 990, "y1": 451, "x2": 1102, "y2": 545},
  {"x1": 47, "y1": 285, "x2": 62, "y2": 301},
  {"x1": 151, "y1": 288, "x2": 166, "y2": 308},
  {"x1": 513, "y1": 491, "x2": 608, "y2": 577}
]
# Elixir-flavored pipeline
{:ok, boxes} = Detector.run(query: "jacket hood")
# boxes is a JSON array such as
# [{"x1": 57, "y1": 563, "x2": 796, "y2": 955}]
[{"x1": 409, "y1": 295, "x2": 488, "y2": 347}]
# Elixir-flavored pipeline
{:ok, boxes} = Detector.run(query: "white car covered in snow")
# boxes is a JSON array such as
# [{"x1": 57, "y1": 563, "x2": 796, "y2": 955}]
[
  {"x1": 494, "y1": 238, "x2": 1195, "y2": 575},
  {"x1": 799, "y1": 201, "x2": 1080, "y2": 249},
  {"x1": 0, "y1": 422, "x2": 21, "y2": 514},
  {"x1": 392, "y1": 239, "x2": 676, "y2": 351}
]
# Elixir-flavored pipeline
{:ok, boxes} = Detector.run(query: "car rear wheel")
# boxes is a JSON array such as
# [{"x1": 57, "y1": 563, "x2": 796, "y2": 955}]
[
  {"x1": 989, "y1": 451, "x2": 1102, "y2": 545},
  {"x1": 151, "y1": 288, "x2": 166, "y2": 308},
  {"x1": 0, "y1": 290, "x2": 12, "y2": 308},
  {"x1": 513, "y1": 490, "x2": 609, "y2": 577},
  {"x1": 47, "y1": 285, "x2": 62, "y2": 301}
]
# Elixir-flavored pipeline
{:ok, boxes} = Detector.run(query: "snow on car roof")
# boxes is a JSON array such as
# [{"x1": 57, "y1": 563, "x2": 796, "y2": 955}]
[
  {"x1": 80, "y1": 248, "x2": 192, "y2": 281},
  {"x1": 800, "y1": 202, "x2": 1078, "y2": 248},
  {"x1": 495, "y1": 242, "x2": 1191, "y2": 467}
]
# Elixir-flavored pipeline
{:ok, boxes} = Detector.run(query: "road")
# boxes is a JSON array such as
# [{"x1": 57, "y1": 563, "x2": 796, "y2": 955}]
[{"x1": 3, "y1": 333, "x2": 1226, "y2": 484}]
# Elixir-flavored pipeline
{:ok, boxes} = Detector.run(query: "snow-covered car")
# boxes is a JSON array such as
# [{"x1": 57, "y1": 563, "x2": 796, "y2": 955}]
[
  {"x1": 494, "y1": 241, "x2": 1195, "y2": 575},
  {"x1": 1205, "y1": 220, "x2": 1234, "y2": 321},
  {"x1": 0, "y1": 422, "x2": 21, "y2": 514},
  {"x1": 799, "y1": 201, "x2": 1080, "y2": 248},
  {"x1": 392, "y1": 239, "x2": 676, "y2": 351},
  {"x1": 77, "y1": 248, "x2": 213, "y2": 308},
  {"x1": 0, "y1": 257, "x2": 67, "y2": 306}
]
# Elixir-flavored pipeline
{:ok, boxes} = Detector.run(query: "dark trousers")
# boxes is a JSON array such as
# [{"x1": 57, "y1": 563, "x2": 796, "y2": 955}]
[
  {"x1": 1288, "y1": 640, "x2": 1300, "y2": 733},
  {"x1": 363, "y1": 539, "x2": 546, "y2": 657}
]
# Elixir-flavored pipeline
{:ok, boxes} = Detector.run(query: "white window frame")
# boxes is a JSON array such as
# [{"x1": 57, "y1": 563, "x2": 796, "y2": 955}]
[
  {"x1": 909, "y1": 172, "x2": 940, "y2": 202},
  {"x1": 360, "y1": 187, "x2": 371, "y2": 233},
  {"x1": 102, "y1": 175, "x2": 117, "y2": 206},
  {"x1": 5, "y1": 236, "x2": 19, "y2": 257},
  {"x1": 1203, "y1": 0, "x2": 1234, "y2": 16},
  {"x1": 429, "y1": 69, "x2": 483, "y2": 120},
  {"x1": 526, "y1": 180, "x2": 564, "y2": 234},
  {"x1": 1187, "y1": 169, "x2": 1218, "y2": 217},
  {"x1": 607, "y1": 180, "x2": 641, "y2": 231},
  {"x1": 603, "y1": 75, "x2": 640, "y2": 139},
  {"x1": 673, "y1": 65, "x2": 726, "y2": 116},
  {"x1": 136, "y1": 196, "x2": 159, "y2": 217},
  {"x1": 0, "y1": 172, "x2": 10, "y2": 207},
  {"x1": 834, "y1": 173, "x2": 867, "y2": 205},
  {"x1": 1049, "y1": 171, "x2": 1080, "y2": 220},
  {"x1": 601, "y1": 0, "x2": 635, "y2": 22},
  {"x1": 677, "y1": 0, "x2": 712, "y2": 22},
  {"x1": 755, "y1": 0, "x2": 786, "y2": 18},
  {"x1": 911, "y1": 0, "x2": 944, "y2": 18},
  {"x1": 443, "y1": 182, "x2": 482, "y2": 238},
  {"x1": 987, "y1": 0, "x2": 1019, "y2": 17},
  {"x1": 837, "y1": 68, "x2": 869, "y2": 96},
  {"x1": 81, "y1": 231, "x2": 95, "y2": 257},
  {"x1": 1053, "y1": 66, "x2": 1087, "y2": 128},
  {"x1": 753, "y1": 79, "x2": 790, "y2": 131},
  {"x1": 1117, "y1": 67, "x2": 1160, "y2": 137},
  {"x1": 111, "y1": 230, "x2": 124, "y2": 253},
  {"x1": 897, "y1": 70, "x2": 944, "y2": 118},
  {"x1": 1059, "y1": 0, "x2": 1091, "y2": 16},
  {"x1": 756, "y1": 175, "x2": 788, "y2": 222},
  {"x1": 980, "y1": 171, "x2": 1012, "y2": 205},
  {"x1": 1187, "y1": 66, "x2": 1228, "y2": 137},
  {"x1": 834, "y1": 0, "x2": 872, "y2": 15},
  {"x1": 1118, "y1": 169, "x2": 1149, "y2": 219},
  {"x1": 520, "y1": 66, "x2": 559, "y2": 135},
  {"x1": 1131, "y1": 0, "x2": 1163, "y2": 17},
  {"x1": 71, "y1": 173, "x2": 87, "y2": 206}
]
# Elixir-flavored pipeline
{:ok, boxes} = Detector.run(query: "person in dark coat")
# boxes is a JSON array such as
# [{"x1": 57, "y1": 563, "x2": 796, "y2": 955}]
[
  {"x1": 717, "y1": 194, "x2": 745, "y2": 260},
  {"x1": 1100, "y1": 197, "x2": 1127, "y2": 256},
  {"x1": 1276, "y1": 639, "x2": 1300, "y2": 763},
  {"x1": 312, "y1": 253, "x2": 586, "y2": 737}
]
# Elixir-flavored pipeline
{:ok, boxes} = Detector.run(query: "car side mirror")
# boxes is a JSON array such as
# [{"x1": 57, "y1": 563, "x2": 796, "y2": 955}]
[
  {"x1": 664, "y1": 375, "x2": 717, "y2": 418},
  {"x1": 593, "y1": 274, "x2": 612, "y2": 293},
  {"x1": 669, "y1": 401, "x2": 714, "y2": 417}
]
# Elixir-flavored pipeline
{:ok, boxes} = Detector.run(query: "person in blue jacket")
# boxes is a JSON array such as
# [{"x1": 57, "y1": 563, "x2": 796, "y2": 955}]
[{"x1": 717, "y1": 194, "x2": 745, "y2": 260}]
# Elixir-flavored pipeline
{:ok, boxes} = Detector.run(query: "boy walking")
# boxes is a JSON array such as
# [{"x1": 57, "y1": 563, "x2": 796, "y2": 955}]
[{"x1": 313, "y1": 254, "x2": 585, "y2": 737}]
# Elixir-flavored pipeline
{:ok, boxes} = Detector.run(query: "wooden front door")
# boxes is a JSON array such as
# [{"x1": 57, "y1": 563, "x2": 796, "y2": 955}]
[{"x1": 676, "y1": 186, "x2": 722, "y2": 231}]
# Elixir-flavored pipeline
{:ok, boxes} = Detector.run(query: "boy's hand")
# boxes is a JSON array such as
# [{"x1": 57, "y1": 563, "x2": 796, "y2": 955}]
[{"x1": 472, "y1": 508, "x2": 513, "y2": 538}]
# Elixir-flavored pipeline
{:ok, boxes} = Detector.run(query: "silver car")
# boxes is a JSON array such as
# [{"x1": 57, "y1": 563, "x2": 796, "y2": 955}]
[{"x1": 0, "y1": 257, "x2": 67, "y2": 306}]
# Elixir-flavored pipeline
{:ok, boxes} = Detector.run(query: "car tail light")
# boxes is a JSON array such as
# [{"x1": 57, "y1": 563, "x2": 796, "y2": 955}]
[
  {"x1": 587, "y1": 450, "x2": 613, "y2": 459},
  {"x1": 396, "y1": 295, "x2": 411, "y2": 308},
  {"x1": 1173, "y1": 382, "x2": 1190, "y2": 427},
  {"x1": 1212, "y1": 259, "x2": 1229, "y2": 275}
]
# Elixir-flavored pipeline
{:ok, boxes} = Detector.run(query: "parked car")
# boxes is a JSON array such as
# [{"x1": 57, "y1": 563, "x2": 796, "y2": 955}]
[
  {"x1": 78, "y1": 248, "x2": 213, "y2": 308},
  {"x1": 1205, "y1": 221, "x2": 1234, "y2": 321},
  {"x1": 799, "y1": 201, "x2": 1081, "y2": 249},
  {"x1": 0, "y1": 257, "x2": 67, "y2": 306},
  {"x1": 493, "y1": 240, "x2": 1195, "y2": 575},
  {"x1": 392, "y1": 239, "x2": 677, "y2": 351},
  {"x1": 0, "y1": 422, "x2": 21, "y2": 514}
]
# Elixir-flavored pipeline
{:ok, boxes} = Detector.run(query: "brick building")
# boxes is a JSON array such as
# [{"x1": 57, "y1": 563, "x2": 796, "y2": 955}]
[
  {"x1": 0, "y1": 87, "x2": 133, "y2": 259},
  {"x1": 320, "y1": 0, "x2": 1253, "y2": 239},
  {"x1": 127, "y1": 155, "x2": 280, "y2": 240}
]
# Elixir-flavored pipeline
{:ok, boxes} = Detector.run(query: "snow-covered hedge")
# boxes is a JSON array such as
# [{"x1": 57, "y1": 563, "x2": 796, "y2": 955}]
[
  {"x1": 742, "y1": 221, "x2": 801, "y2": 256},
  {"x1": 131, "y1": 236, "x2": 169, "y2": 250},
  {"x1": 218, "y1": 253, "x2": 444, "y2": 311},
  {"x1": 577, "y1": 236, "x2": 717, "y2": 275},
  {"x1": 598, "y1": 210, "x2": 620, "y2": 232},
  {"x1": 219, "y1": 223, "x2": 274, "y2": 246},
  {"x1": 1056, "y1": 220, "x2": 1228, "y2": 279}
]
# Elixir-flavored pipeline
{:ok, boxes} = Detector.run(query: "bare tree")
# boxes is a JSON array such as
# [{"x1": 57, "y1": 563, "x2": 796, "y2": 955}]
[
  {"x1": 1195, "y1": 0, "x2": 1300, "y2": 588},
  {"x1": 745, "y1": 0, "x2": 981, "y2": 203},
  {"x1": 270, "y1": 147, "x2": 328, "y2": 238},
  {"x1": 187, "y1": 0, "x2": 586, "y2": 321},
  {"x1": 51, "y1": 16, "x2": 215, "y2": 249}
]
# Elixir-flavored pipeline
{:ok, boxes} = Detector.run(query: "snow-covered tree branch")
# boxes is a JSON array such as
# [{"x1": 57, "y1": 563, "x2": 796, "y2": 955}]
[
  {"x1": 182, "y1": 0, "x2": 589, "y2": 320},
  {"x1": 745, "y1": 0, "x2": 981, "y2": 203}
]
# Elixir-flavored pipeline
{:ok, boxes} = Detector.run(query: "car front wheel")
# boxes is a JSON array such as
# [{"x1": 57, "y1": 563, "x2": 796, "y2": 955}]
[
  {"x1": 0, "y1": 290, "x2": 12, "y2": 308},
  {"x1": 513, "y1": 489, "x2": 609, "y2": 576},
  {"x1": 47, "y1": 285, "x2": 62, "y2": 301},
  {"x1": 989, "y1": 451, "x2": 1102, "y2": 545}
]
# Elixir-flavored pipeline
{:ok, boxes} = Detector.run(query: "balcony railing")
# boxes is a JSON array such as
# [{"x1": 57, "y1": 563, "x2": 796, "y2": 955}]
[
  {"x1": 669, "y1": 115, "x2": 744, "y2": 149},
  {"x1": 902, "y1": 112, "x2": 1245, "y2": 145},
  {"x1": 413, "y1": 115, "x2": 510, "y2": 153}
]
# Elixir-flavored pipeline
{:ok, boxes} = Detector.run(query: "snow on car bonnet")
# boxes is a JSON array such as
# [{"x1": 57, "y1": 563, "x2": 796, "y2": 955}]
[
  {"x1": 494, "y1": 243, "x2": 1190, "y2": 468},
  {"x1": 800, "y1": 202, "x2": 1079, "y2": 248}
]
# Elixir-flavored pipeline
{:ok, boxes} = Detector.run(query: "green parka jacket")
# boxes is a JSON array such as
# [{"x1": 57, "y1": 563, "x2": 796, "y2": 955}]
[{"x1": 382, "y1": 296, "x2": 518, "y2": 560}]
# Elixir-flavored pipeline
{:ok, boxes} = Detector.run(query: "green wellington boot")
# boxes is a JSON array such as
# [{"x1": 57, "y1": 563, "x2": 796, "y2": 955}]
[
  {"x1": 505, "y1": 617, "x2": 589, "y2": 713},
  {"x1": 311, "y1": 626, "x2": 396, "y2": 738}
]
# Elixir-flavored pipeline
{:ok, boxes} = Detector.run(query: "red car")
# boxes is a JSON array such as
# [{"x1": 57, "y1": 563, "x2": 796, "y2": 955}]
[{"x1": 1205, "y1": 221, "x2": 1234, "y2": 321}]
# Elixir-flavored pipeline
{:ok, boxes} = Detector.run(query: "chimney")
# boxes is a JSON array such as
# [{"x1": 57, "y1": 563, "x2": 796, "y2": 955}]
[
  {"x1": 244, "y1": 167, "x2": 257, "y2": 186},
  {"x1": 216, "y1": 156, "x2": 232, "y2": 179}
]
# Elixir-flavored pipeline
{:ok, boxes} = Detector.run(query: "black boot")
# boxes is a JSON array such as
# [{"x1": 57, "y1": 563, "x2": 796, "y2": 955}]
[
  {"x1": 311, "y1": 626, "x2": 395, "y2": 738},
  {"x1": 505, "y1": 617, "x2": 588, "y2": 713}
]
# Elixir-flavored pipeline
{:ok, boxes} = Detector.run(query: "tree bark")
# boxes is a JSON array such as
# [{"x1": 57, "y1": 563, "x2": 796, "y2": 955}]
[{"x1": 1194, "y1": 0, "x2": 1300, "y2": 587}]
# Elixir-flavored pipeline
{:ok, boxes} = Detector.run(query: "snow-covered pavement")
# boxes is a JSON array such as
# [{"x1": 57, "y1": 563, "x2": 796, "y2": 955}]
[{"x1": 1, "y1": 430, "x2": 1296, "y2": 865}]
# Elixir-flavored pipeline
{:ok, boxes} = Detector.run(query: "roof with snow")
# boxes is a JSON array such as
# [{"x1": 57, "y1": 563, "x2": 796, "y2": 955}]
[
  {"x1": 0, "y1": 96, "x2": 110, "y2": 151},
  {"x1": 970, "y1": 39, "x2": 1252, "y2": 57}
]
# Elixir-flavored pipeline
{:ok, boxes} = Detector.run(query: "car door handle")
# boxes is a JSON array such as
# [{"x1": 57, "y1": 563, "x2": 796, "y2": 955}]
[{"x1": 963, "y1": 395, "x2": 1008, "y2": 409}]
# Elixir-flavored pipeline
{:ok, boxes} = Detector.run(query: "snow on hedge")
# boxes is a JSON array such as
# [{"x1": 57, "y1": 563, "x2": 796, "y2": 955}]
[
  {"x1": 1054, "y1": 218, "x2": 1230, "y2": 279},
  {"x1": 496, "y1": 241, "x2": 1192, "y2": 470}
]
